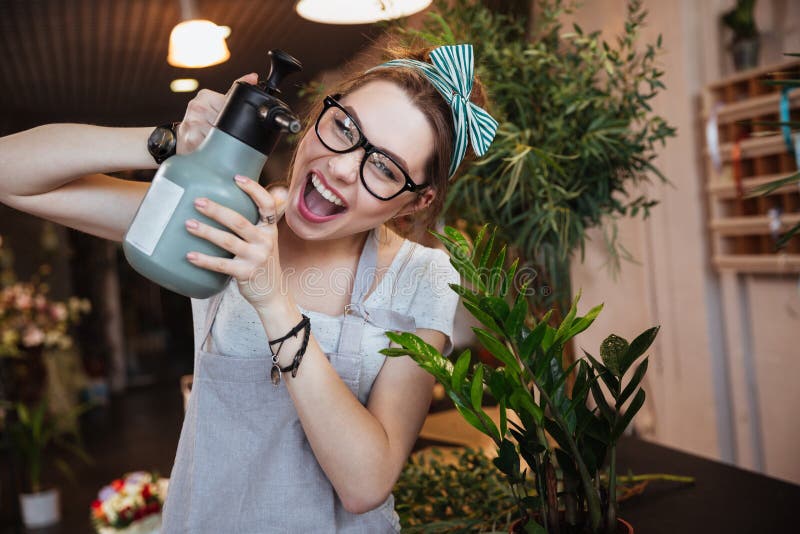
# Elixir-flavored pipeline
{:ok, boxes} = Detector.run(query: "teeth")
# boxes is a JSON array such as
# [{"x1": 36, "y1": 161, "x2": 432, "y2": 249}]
[{"x1": 311, "y1": 175, "x2": 345, "y2": 207}]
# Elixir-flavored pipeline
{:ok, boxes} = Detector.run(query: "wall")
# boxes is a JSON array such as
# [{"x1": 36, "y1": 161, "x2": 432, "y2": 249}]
[{"x1": 565, "y1": 0, "x2": 800, "y2": 484}]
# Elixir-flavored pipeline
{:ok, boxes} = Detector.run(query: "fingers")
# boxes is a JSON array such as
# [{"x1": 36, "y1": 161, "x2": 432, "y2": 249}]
[
  {"x1": 178, "y1": 88, "x2": 225, "y2": 154},
  {"x1": 235, "y1": 72, "x2": 259, "y2": 85},
  {"x1": 233, "y1": 176, "x2": 288, "y2": 227},
  {"x1": 190, "y1": 196, "x2": 267, "y2": 245},
  {"x1": 178, "y1": 73, "x2": 256, "y2": 155}
]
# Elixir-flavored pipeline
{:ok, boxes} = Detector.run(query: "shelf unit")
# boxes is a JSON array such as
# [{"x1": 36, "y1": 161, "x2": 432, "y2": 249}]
[{"x1": 702, "y1": 60, "x2": 800, "y2": 273}]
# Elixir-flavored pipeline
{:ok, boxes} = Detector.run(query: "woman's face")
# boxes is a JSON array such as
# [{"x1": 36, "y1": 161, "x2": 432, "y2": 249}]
[{"x1": 284, "y1": 79, "x2": 436, "y2": 241}]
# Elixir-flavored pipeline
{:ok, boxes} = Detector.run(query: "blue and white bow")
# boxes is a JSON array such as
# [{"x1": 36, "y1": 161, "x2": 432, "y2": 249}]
[{"x1": 369, "y1": 44, "x2": 498, "y2": 178}]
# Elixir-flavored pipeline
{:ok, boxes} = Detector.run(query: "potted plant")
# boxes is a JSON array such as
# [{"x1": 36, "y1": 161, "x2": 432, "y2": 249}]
[
  {"x1": 390, "y1": 0, "x2": 675, "y2": 314},
  {"x1": 5, "y1": 397, "x2": 91, "y2": 529},
  {"x1": 721, "y1": 0, "x2": 760, "y2": 71},
  {"x1": 383, "y1": 225, "x2": 659, "y2": 533}
]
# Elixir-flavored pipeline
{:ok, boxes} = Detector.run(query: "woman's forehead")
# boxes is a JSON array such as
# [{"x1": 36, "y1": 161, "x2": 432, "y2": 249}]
[{"x1": 339, "y1": 80, "x2": 434, "y2": 172}]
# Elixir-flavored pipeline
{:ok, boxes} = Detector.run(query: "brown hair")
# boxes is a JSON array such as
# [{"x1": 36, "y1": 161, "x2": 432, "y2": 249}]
[{"x1": 286, "y1": 41, "x2": 489, "y2": 239}]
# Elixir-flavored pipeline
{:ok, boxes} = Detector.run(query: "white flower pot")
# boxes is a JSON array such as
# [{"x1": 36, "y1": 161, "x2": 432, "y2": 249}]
[{"x1": 19, "y1": 487, "x2": 61, "y2": 528}]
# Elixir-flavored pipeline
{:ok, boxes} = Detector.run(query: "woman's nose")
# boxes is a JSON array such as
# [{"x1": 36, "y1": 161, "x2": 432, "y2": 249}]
[{"x1": 327, "y1": 150, "x2": 362, "y2": 185}]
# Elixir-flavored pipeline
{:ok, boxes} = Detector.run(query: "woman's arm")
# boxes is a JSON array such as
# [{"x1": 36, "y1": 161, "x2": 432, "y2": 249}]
[
  {"x1": 0, "y1": 75, "x2": 253, "y2": 242},
  {"x1": 0, "y1": 124, "x2": 155, "y2": 241},
  {"x1": 258, "y1": 295, "x2": 439, "y2": 514}
]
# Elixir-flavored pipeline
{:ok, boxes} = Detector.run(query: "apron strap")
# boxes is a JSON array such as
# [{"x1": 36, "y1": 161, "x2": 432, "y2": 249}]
[
  {"x1": 199, "y1": 290, "x2": 227, "y2": 353},
  {"x1": 336, "y1": 232, "x2": 417, "y2": 355}
]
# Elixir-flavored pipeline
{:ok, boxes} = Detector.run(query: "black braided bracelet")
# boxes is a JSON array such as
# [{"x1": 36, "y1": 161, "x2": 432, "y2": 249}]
[{"x1": 268, "y1": 314, "x2": 310, "y2": 386}]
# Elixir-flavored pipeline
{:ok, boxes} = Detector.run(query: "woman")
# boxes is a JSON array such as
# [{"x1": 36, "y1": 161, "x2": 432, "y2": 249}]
[{"x1": 0, "y1": 43, "x2": 496, "y2": 532}]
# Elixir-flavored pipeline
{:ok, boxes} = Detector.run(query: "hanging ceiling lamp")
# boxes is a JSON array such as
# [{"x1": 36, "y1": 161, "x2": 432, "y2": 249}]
[
  {"x1": 168, "y1": 0, "x2": 231, "y2": 68},
  {"x1": 295, "y1": 0, "x2": 432, "y2": 25}
]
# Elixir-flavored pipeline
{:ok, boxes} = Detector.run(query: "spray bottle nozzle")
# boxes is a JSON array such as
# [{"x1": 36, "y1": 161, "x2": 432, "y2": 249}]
[
  {"x1": 258, "y1": 105, "x2": 302, "y2": 134},
  {"x1": 263, "y1": 49, "x2": 303, "y2": 96}
]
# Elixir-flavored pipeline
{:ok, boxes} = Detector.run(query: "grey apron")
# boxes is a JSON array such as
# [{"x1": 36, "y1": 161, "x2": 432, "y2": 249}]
[{"x1": 162, "y1": 229, "x2": 409, "y2": 533}]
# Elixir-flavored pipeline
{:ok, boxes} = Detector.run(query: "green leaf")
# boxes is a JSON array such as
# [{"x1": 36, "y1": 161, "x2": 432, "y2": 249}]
[
  {"x1": 448, "y1": 283, "x2": 480, "y2": 306},
  {"x1": 613, "y1": 388, "x2": 646, "y2": 441},
  {"x1": 452, "y1": 350, "x2": 472, "y2": 392},
  {"x1": 506, "y1": 287, "x2": 529, "y2": 339},
  {"x1": 478, "y1": 296, "x2": 510, "y2": 323},
  {"x1": 520, "y1": 313, "x2": 550, "y2": 361},
  {"x1": 489, "y1": 245, "x2": 507, "y2": 293},
  {"x1": 462, "y1": 300, "x2": 503, "y2": 335},
  {"x1": 474, "y1": 328, "x2": 519, "y2": 371},
  {"x1": 511, "y1": 389, "x2": 544, "y2": 425},
  {"x1": 555, "y1": 292, "x2": 581, "y2": 341},
  {"x1": 453, "y1": 404, "x2": 490, "y2": 436},
  {"x1": 584, "y1": 350, "x2": 620, "y2": 395},
  {"x1": 479, "y1": 227, "x2": 497, "y2": 271},
  {"x1": 470, "y1": 224, "x2": 489, "y2": 262},
  {"x1": 470, "y1": 365, "x2": 485, "y2": 411},
  {"x1": 492, "y1": 438, "x2": 520, "y2": 478},
  {"x1": 600, "y1": 334, "x2": 629, "y2": 376},
  {"x1": 589, "y1": 376, "x2": 615, "y2": 423},
  {"x1": 500, "y1": 257, "x2": 519, "y2": 298},
  {"x1": 617, "y1": 357, "x2": 649, "y2": 409},
  {"x1": 620, "y1": 326, "x2": 659, "y2": 376},
  {"x1": 565, "y1": 303, "x2": 604, "y2": 339}
]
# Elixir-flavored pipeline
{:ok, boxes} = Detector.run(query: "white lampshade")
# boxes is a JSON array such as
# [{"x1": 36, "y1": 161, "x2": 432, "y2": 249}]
[
  {"x1": 168, "y1": 20, "x2": 231, "y2": 68},
  {"x1": 295, "y1": 0, "x2": 432, "y2": 24}
]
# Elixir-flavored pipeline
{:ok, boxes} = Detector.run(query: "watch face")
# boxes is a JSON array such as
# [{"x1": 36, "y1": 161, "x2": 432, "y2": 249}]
[{"x1": 148, "y1": 125, "x2": 177, "y2": 163}]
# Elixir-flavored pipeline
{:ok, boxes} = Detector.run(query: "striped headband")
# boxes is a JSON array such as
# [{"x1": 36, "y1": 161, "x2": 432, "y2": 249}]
[{"x1": 368, "y1": 44, "x2": 498, "y2": 179}]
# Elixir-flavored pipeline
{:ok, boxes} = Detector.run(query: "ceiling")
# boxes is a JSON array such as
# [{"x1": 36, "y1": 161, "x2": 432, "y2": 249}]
[{"x1": 0, "y1": 0, "x2": 391, "y2": 135}]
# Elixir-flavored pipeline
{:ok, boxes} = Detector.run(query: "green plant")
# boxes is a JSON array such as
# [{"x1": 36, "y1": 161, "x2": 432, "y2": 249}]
[
  {"x1": 391, "y1": 0, "x2": 675, "y2": 308},
  {"x1": 383, "y1": 225, "x2": 659, "y2": 533},
  {"x1": 721, "y1": 0, "x2": 758, "y2": 43},
  {"x1": 394, "y1": 447, "x2": 516, "y2": 532},
  {"x1": 6, "y1": 397, "x2": 92, "y2": 493}
]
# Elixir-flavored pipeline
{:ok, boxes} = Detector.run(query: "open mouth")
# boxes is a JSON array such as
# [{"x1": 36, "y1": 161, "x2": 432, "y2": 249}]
[{"x1": 299, "y1": 172, "x2": 348, "y2": 221}]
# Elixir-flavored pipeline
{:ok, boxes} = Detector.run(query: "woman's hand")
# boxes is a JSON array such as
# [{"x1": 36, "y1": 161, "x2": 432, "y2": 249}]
[
  {"x1": 176, "y1": 73, "x2": 259, "y2": 155},
  {"x1": 184, "y1": 176, "x2": 289, "y2": 310}
]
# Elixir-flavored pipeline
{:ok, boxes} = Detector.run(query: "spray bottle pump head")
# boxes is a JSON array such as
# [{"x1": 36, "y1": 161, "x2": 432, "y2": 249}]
[{"x1": 260, "y1": 49, "x2": 303, "y2": 96}]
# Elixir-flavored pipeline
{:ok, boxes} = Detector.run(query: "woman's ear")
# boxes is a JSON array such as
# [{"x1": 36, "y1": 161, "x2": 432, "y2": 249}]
[{"x1": 394, "y1": 186, "x2": 436, "y2": 218}]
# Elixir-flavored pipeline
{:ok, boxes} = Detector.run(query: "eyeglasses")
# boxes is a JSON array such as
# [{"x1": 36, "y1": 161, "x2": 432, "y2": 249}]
[{"x1": 314, "y1": 95, "x2": 429, "y2": 201}]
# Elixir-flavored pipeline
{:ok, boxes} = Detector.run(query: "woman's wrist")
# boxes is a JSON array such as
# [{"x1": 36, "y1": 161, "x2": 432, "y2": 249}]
[{"x1": 255, "y1": 296, "x2": 306, "y2": 367}]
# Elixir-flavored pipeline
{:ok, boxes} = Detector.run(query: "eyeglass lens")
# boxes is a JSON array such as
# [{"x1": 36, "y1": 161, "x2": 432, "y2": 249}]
[{"x1": 317, "y1": 105, "x2": 408, "y2": 200}]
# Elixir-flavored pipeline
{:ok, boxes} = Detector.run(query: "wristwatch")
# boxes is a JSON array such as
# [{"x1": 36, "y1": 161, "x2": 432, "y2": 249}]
[{"x1": 147, "y1": 122, "x2": 180, "y2": 164}]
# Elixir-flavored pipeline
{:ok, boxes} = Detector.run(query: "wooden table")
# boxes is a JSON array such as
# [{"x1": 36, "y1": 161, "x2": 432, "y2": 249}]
[{"x1": 419, "y1": 408, "x2": 800, "y2": 533}]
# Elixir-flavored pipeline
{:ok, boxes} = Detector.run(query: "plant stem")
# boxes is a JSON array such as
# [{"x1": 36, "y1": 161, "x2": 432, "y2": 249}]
[
  {"x1": 606, "y1": 445, "x2": 617, "y2": 534},
  {"x1": 522, "y1": 363, "x2": 603, "y2": 531}
]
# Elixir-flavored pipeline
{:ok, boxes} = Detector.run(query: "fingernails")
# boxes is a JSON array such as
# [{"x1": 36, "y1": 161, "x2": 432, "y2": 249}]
[
  {"x1": 186, "y1": 252, "x2": 198, "y2": 261},
  {"x1": 194, "y1": 198, "x2": 207, "y2": 208},
  {"x1": 234, "y1": 175, "x2": 248, "y2": 184},
  {"x1": 185, "y1": 219, "x2": 199, "y2": 229}
]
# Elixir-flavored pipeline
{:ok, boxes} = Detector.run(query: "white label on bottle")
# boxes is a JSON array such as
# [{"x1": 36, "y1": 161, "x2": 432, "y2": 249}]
[{"x1": 125, "y1": 174, "x2": 185, "y2": 256}]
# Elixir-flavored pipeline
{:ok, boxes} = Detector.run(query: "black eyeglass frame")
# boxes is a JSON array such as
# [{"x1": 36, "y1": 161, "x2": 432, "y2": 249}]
[{"x1": 314, "y1": 95, "x2": 430, "y2": 201}]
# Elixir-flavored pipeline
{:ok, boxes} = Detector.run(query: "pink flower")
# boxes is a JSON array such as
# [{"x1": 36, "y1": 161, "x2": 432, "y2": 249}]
[
  {"x1": 22, "y1": 326, "x2": 44, "y2": 347},
  {"x1": 50, "y1": 302, "x2": 67, "y2": 321}
]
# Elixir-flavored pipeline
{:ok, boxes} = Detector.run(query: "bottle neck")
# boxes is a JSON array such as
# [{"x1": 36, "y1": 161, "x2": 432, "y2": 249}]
[{"x1": 192, "y1": 128, "x2": 269, "y2": 181}]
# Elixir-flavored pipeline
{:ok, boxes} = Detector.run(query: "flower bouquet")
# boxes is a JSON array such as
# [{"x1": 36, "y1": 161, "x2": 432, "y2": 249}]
[
  {"x1": 0, "y1": 235, "x2": 91, "y2": 358},
  {"x1": 90, "y1": 472, "x2": 168, "y2": 534}
]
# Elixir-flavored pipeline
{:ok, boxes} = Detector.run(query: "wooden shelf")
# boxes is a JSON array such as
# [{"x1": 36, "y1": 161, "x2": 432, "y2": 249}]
[
  {"x1": 703, "y1": 90, "x2": 800, "y2": 124},
  {"x1": 713, "y1": 254, "x2": 800, "y2": 273},
  {"x1": 707, "y1": 173, "x2": 800, "y2": 198},
  {"x1": 703, "y1": 60, "x2": 800, "y2": 273},
  {"x1": 710, "y1": 213, "x2": 800, "y2": 236}
]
